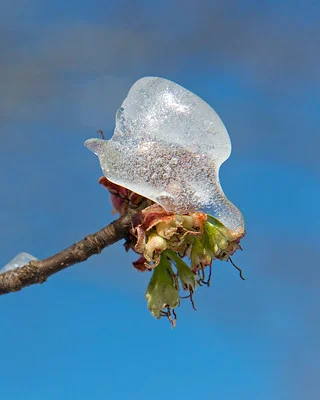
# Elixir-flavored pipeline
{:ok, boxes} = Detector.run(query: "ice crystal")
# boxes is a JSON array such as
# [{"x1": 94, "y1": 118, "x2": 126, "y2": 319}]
[
  {"x1": 85, "y1": 77, "x2": 244, "y2": 234},
  {"x1": 0, "y1": 252, "x2": 37, "y2": 274}
]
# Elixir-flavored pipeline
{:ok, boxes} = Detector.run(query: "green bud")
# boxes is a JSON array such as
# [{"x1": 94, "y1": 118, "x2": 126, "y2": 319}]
[
  {"x1": 204, "y1": 221, "x2": 220, "y2": 257},
  {"x1": 166, "y1": 249, "x2": 197, "y2": 293},
  {"x1": 190, "y1": 237, "x2": 212, "y2": 269},
  {"x1": 203, "y1": 225, "x2": 216, "y2": 260},
  {"x1": 204, "y1": 217, "x2": 242, "y2": 261},
  {"x1": 145, "y1": 255, "x2": 180, "y2": 319}
]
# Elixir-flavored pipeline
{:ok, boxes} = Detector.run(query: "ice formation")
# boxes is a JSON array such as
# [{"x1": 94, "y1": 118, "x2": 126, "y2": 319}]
[
  {"x1": 85, "y1": 77, "x2": 244, "y2": 234},
  {"x1": 0, "y1": 252, "x2": 37, "y2": 274}
]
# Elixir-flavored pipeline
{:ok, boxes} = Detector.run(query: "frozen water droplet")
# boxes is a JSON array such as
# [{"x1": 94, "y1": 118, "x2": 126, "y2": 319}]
[
  {"x1": 0, "y1": 252, "x2": 37, "y2": 274},
  {"x1": 85, "y1": 77, "x2": 244, "y2": 234}
]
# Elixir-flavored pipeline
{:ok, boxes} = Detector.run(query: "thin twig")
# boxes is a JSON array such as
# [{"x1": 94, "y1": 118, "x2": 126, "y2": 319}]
[{"x1": 0, "y1": 208, "x2": 138, "y2": 296}]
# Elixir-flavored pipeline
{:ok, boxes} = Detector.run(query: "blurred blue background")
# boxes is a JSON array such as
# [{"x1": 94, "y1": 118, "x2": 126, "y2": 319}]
[{"x1": 0, "y1": 1, "x2": 319, "y2": 399}]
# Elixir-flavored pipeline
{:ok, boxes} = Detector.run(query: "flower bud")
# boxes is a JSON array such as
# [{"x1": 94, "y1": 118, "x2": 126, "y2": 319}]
[
  {"x1": 190, "y1": 237, "x2": 212, "y2": 269},
  {"x1": 144, "y1": 233, "x2": 168, "y2": 264},
  {"x1": 156, "y1": 220, "x2": 178, "y2": 240},
  {"x1": 145, "y1": 255, "x2": 180, "y2": 319},
  {"x1": 166, "y1": 250, "x2": 197, "y2": 293},
  {"x1": 204, "y1": 217, "x2": 244, "y2": 261}
]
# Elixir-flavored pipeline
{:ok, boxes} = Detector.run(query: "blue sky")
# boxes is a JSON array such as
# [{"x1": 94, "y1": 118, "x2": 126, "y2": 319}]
[{"x1": 0, "y1": 1, "x2": 319, "y2": 399}]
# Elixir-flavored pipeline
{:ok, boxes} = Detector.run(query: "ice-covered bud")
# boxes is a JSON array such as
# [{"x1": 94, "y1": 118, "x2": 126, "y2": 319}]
[
  {"x1": 99, "y1": 176, "x2": 146, "y2": 215},
  {"x1": 204, "y1": 216, "x2": 244, "y2": 261},
  {"x1": 83, "y1": 76, "x2": 246, "y2": 323},
  {"x1": 85, "y1": 76, "x2": 245, "y2": 234},
  {"x1": 145, "y1": 255, "x2": 180, "y2": 319},
  {"x1": 180, "y1": 212, "x2": 207, "y2": 231}
]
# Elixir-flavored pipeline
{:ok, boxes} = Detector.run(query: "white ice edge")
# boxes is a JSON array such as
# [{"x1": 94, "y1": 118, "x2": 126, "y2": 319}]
[{"x1": 0, "y1": 252, "x2": 38, "y2": 274}]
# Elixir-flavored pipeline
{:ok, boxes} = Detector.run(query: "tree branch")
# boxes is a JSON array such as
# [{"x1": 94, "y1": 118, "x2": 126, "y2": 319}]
[{"x1": 0, "y1": 209, "x2": 137, "y2": 296}]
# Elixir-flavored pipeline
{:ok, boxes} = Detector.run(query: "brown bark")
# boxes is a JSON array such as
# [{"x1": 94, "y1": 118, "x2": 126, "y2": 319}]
[{"x1": 0, "y1": 209, "x2": 137, "y2": 296}]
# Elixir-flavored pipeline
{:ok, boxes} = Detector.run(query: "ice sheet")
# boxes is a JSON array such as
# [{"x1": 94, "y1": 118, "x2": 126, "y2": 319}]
[{"x1": 85, "y1": 77, "x2": 244, "y2": 233}]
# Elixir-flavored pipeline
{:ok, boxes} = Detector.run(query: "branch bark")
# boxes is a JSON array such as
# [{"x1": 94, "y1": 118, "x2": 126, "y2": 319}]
[{"x1": 0, "y1": 209, "x2": 137, "y2": 296}]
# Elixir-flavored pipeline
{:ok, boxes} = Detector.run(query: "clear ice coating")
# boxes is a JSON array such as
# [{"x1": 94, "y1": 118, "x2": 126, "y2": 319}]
[
  {"x1": 0, "y1": 252, "x2": 37, "y2": 274},
  {"x1": 85, "y1": 77, "x2": 244, "y2": 234}
]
